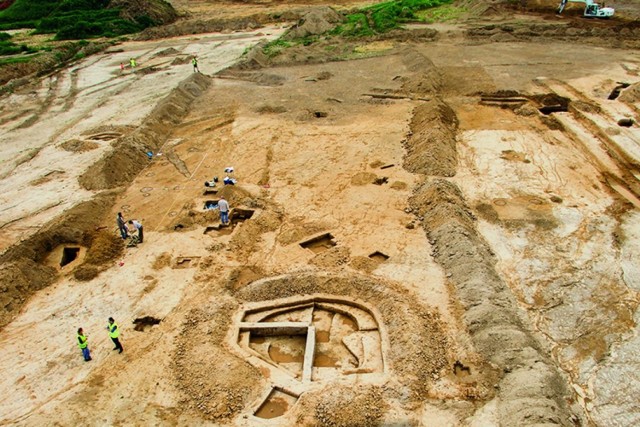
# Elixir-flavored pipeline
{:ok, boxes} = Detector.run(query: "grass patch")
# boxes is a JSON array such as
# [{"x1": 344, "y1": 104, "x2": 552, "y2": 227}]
[
  {"x1": 0, "y1": 53, "x2": 36, "y2": 65},
  {"x1": 0, "y1": 31, "x2": 36, "y2": 55},
  {"x1": 262, "y1": 39, "x2": 293, "y2": 58},
  {"x1": 0, "y1": 0, "x2": 155, "y2": 40},
  {"x1": 416, "y1": 4, "x2": 467, "y2": 22},
  {"x1": 333, "y1": 0, "x2": 452, "y2": 37}
]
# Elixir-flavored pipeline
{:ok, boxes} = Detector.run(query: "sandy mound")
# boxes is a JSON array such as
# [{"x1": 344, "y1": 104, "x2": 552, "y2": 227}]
[
  {"x1": 296, "y1": 384, "x2": 387, "y2": 426},
  {"x1": 409, "y1": 180, "x2": 575, "y2": 425},
  {"x1": 79, "y1": 73, "x2": 211, "y2": 190},
  {"x1": 283, "y1": 7, "x2": 345, "y2": 41},
  {"x1": 0, "y1": 193, "x2": 117, "y2": 328},
  {"x1": 619, "y1": 81, "x2": 640, "y2": 103},
  {"x1": 400, "y1": 49, "x2": 442, "y2": 96},
  {"x1": 404, "y1": 99, "x2": 459, "y2": 177},
  {"x1": 109, "y1": 0, "x2": 178, "y2": 25}
]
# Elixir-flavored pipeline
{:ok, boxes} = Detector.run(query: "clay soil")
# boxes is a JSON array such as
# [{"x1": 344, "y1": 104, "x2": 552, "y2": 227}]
[{"x1": 1, "y1": 1, "x2": 640, "y2": 426}]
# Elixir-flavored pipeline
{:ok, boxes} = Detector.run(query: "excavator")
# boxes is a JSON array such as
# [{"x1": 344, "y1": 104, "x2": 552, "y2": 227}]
[{"x1": 557, "y1": 0, "x2": 614, "y2": 18}]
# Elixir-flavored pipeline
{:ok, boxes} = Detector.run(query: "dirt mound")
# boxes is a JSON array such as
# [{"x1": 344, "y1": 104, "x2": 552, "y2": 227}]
[
  {"x1": 619, "y1": 81, "x2": 640, "y2": 103},
  {"x1": 228, "y1": 209, "x2": 281, "y2": 260},
  {"x1": 173, "y1": 296, "x2": 265, "y2": 421},
  {"x1": 219, "y1": 70, "x2": 286, "y2": 86},
  {"x1": 297, "y1": 384, "x2": 386, "y2": 426},
  {"x1": 409, "y1": 180, "x2": 576, "y2": 425},
  {"x1": 350, "y1": 171, "x2": 378, "y2": 185},
  {"x1": 309, "y1": 246, "x2": 350, "y2": 268},
  {"x1": 466, "y1": 22, "x2": 640, "y2": 48},
  {"x1": 400, "y1": 49, "x2": 442, "y2": 96},
  {"x1": 152, "y1": 252, "x2": 172, "y2": 270},
  {"x1": 0, "y1": 192, "x2": 117, "y2": 328},
  {"x1": 404, "y1": 99, "x2": 459, "y2": 177},
  {"x1": 154, "y1": 47, "x2": 179, "y2": 57},
  {"x1": 136, "y1": 13, "x2": 293, "y2": 41},
  {"x1": 0, "y1": 261, "x2": 56, "y2": 327},
  {"x1": 83, "y1": 230, "x2": 124, "y2": 265},
  {"x1": 79, "y1": 73, "x2": 211, "y2": 190},
  {"x1": 282, "y1": 6, "x2": 344, "y2": 40},
  {"x1": 109, "y1": 0, "x2": 178, "y2": 26},
  {"x1": 59, "y1": 139, "x2": 100, "y2": 152}
]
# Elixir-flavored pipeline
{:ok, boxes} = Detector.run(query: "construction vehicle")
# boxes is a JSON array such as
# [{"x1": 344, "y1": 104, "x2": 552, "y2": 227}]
[{"x1": 557, "y1": 0, "x2": 614, "y2": 18}]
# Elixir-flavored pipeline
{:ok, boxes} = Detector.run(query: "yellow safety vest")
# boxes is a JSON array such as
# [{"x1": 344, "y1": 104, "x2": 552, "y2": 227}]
[
  {"x1": 77, "y1": 334, "x2": 88, "y2": 349},
  {"x1": 108, "y1": 322, "x2": 120, "y2": 338}
]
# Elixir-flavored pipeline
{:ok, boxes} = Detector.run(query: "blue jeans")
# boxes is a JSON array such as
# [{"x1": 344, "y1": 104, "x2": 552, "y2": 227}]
[
  {"x1": 119, "y1": 226, "x2": 128, "y2": 239},
  {"x1": 220, "y1": 211, "x2": 229, "y2": 224},
  {"x1": 81, "y1": 347, "x2": 91, "y2": 361}
]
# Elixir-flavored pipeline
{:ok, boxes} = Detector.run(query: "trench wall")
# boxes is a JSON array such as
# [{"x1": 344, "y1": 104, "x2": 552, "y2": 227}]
[{"x1": 0, "y1": 73, "x2": 212, "y2": 330}]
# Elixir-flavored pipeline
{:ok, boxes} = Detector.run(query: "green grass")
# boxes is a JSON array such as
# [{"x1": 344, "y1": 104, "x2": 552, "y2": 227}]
[
  {"x1": 0, "y1": 31, "x2": 36, "y2": 55},
  {"x1": 333, "y1": 0, "x2": 453, "y2": 37},
  {"x1": 262, "y1": 39, "x2": 293, "y2": 58},
  {"x1": 416, "y1": 4, "x2": 467, "y2": 22},
  {"x1": 0, "y1": 0, "x2": 153, "y2": 40},
  {"x1": 0, "y1": 53, "x2": 37, "y2": 65}
]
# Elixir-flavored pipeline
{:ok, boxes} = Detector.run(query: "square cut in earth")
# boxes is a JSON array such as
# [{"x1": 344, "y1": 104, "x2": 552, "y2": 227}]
[{"x1": 299, "y1": 233, "x2": 337, "y2": 254}]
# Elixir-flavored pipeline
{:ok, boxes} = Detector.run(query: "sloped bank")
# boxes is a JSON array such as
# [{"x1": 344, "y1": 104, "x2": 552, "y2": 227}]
[
  {"x1": 0, "y1": 73, "x2": 212, "y2": 330},
  {"x1": 79, "y1": 72, "x2": 211, "y2": 190},
  {"x1": 401, "y1": 52, "x2": 579, "y2": 423},
  {"x1": 409, "y1": 180, "x2": 578, "y2": 425}
]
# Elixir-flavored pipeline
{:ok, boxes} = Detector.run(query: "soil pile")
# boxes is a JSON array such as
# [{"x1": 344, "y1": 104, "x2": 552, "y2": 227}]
[
  {"x1": 282, "y1": 6, "x2": 344, "y2": 40},
  {"x1": 297, "y1": 384, "x2": 386, "y2": 426},
  {"x1": 619, "y1": 81, "x2": 640, "y2": 103},
  {"x1": 404, "y1": 100, "x2": 459, "y2": 176},
  {"x1": 409, "y1": 179, "x2": 577, "y2": 425},
  {"x1": 400, "y1": 49, "x2": 442, "y2": 96},
  {"x1": 173, "y1": 297, "x2": 265, "y2": 421},
  {"x1": 79, "y1": 73, "x2": 211, "y2": 190},
  {"x1": 109, "y1": 0, "x2": 178, "y2": 26},
  {"x1": 466, "y1": 22, "x2": 640, "y2": 48},
  {"x1": 0, "y1": 193, "x2": 117, "y2": 329},
  {"x1": 136, "y1": 13, "x2": 294, "y2": 40},
  {"x1": 74, "y1": 230, "x2": 124, "y2": 281}
]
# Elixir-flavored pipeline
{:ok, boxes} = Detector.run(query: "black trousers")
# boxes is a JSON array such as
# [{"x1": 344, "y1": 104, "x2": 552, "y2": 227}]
[
  {"x1": 138, "y1": 226, "x2": 144, "y2": 243},
  {"x1": 111, "y1": 337, "x2": 123, "y2": 353}
]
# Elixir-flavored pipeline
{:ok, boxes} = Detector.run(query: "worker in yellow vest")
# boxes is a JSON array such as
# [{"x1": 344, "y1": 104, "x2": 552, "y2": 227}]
[
  {"x1": 107, "y1": 317, "x2": 123, "y2": 353},
  {"x1": 77, "y1": 328, "x2": 92, "y2": 361}
]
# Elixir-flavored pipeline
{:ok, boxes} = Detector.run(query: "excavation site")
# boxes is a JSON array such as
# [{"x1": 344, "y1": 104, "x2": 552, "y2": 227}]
[{"x1": 0, "y1": 0, "x2": 639, "y2": 425}]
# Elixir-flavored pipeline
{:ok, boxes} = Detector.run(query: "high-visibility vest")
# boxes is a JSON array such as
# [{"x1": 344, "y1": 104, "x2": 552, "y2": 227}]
[
  {"x1": 77, "y1": 334, "x2": 88, "y2": 349},
  {"x1": 108, "y1": 323, "x2": 120, "y2": 338}
]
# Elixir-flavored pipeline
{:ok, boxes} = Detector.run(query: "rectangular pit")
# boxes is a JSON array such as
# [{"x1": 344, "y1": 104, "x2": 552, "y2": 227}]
[{"x1": 300, "y1": 233, "x2": 337, "y2": 253}]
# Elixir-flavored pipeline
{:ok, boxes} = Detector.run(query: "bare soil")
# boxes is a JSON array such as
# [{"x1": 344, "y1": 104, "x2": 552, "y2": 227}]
[{"x1": 1, "y1": 1, "x2": 640, "y2": 426}]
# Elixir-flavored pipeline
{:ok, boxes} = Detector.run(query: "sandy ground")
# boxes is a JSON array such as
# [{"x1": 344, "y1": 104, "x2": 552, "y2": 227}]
[{"x1": 1, "y1": 3, "x2": 640, "y2": 426}]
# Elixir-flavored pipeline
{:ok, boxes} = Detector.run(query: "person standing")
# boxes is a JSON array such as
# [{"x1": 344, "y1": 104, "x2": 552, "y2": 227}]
[
  {"x1": 77, "y1": 328, "x2": 92, "y2": 361},
  {"x1": 107, "y1": 317, "x2": 123, "y2": 353},
  {"x1": 128, "y1": 219, "x2": 143, "y2": 243},
  {"x1": 218, "y1": 196, "x2": 230, "y2": 225},
  {"x1": 192, "y1": 56, "x2": 199, "y2": 73},
  {"x1": 129, "y1": 57, "x2": 137, "y2": 69},
  {"x1": 117, "y1": 212, "x2": 128, "y2": 240}
]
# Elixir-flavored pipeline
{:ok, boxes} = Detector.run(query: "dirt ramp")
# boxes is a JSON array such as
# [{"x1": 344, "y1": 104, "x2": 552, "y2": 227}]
[
  {"x1": 409, "y1": 180, "x2": 578, "y2": 425},
  {"x1": 404, "y1": 100, "x2": 459, "y2": 177},
  {"x1": 79, "y1": 73, "x2": 211, "y2": 190}
]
